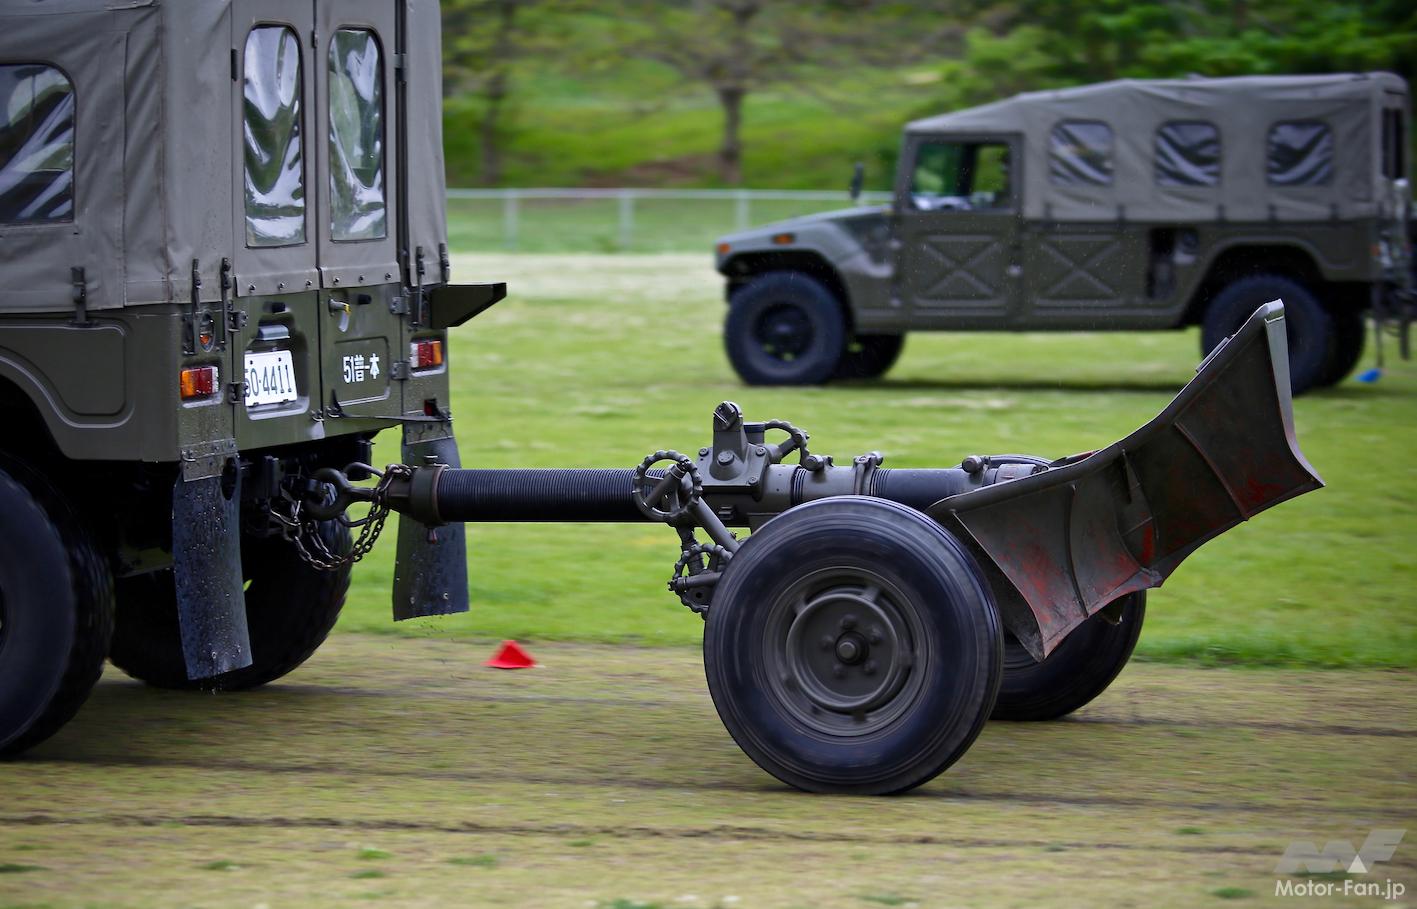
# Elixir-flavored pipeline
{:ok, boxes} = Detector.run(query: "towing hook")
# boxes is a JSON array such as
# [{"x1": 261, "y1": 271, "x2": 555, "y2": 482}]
[{"x1": 305, "y1": 465, "x2": 380, "y2": 521}]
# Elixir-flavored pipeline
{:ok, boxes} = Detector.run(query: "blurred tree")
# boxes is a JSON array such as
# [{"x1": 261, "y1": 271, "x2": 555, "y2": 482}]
[
  {"x1": 443, "y1": 0, "x2": 577, "y2": 185},
  {"x1": 611, "y1": 1, "x2": 946, "y2": 185}
]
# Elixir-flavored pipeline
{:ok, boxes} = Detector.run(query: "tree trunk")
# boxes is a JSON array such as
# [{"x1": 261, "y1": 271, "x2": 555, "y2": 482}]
[
  {"x1": 479, "y1": 68, "x2": 508, "y2": 186},
  {"x1": 716, "y1": 86, "x2": 745, "y2": 186},
  {"x1": 478, "y1": 0, "x2": 519, "y2": 186}
]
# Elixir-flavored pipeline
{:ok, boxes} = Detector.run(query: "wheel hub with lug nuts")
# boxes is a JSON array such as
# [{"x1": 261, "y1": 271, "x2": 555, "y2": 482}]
[{"x1": 773, "y1": 574, "x2": 922, "y2": 736}]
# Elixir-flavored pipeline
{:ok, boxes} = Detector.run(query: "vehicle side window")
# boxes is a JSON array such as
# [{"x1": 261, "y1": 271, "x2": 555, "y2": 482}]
[
  {"x1": 1156, "y1": 121, "x2": 1220, "y2": 187},
  {"x1": 1049, "y1": 120, "x2": 1112, "y2": 187},
  {"x1": 909, "y1": 140, "x2": 1012, "y2": 212},
  {"x1": 1382, "y1": 109, "x2": 1405, "y2": 181},
  {"x1": 243, "y1": 26, "x2": 306, "y2": 247},
  {"x1": 1267, "y1": 120, "x2": 1333, "y2": 187},
  {"x1": 0, "y1": 63, "x2": 74, "y2": 224},
  {"x1": 328, "y1": 28, "x2": 386, "y2": 241}
]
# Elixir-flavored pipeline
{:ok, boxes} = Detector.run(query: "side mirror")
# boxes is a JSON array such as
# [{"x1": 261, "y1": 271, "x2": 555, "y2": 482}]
[{"x1": 849, "y1": 162, "x2": 864, "y2": 203}]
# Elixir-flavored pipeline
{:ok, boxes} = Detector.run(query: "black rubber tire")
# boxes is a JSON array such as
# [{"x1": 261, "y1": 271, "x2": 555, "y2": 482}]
[
  {"x1": 1200, "y1": 274, "x2": 1332, "y2": 396},
  {"x1": 0, "y1": 467, "x2": 115, "y2": 757},
  {"x1": 1315, "y1": 308, "x2": 1366, "y2": 388},
  {"x1": 992, "y1": 593, "x2": 1145, "y2": 722},
  {"x1": 109, "y1": 522, "x2": 351, "y2": 691},
  {"x1": 833, "y1": 334, "x2": 905, "y2": 380},
  {"x1": 724, "y1": 271, "x2": 847, "y2": 386},
  {"x1": 704, "y1": 497, "x2": 1002, "y2": 795}
]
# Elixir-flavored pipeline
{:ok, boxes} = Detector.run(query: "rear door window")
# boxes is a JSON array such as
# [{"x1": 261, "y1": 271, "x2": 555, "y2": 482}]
[
  {"x1": 1156, "y1": 121, "x2": 1220, "y2": 187},
  {"x1": 243, "y1": 25, "x2": 306, "y2": 247},
  {"x1": 327, "y1": 28, "x2": 386, "y2": 241},
  {"x1": 1049, "y1": 120, "x2": 1113, "y2": 187},
  {"x1": 1267, "y1": 121, "x2": 1333, "y2": 187},
  {"x1": 0, "y1": 63, "x2": 74, "y2": 223}
]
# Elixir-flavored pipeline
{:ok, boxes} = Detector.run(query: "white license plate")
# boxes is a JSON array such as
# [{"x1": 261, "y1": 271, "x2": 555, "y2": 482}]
[{"x1": 243, "y1": 350, "x2": 298, "y2": 407}]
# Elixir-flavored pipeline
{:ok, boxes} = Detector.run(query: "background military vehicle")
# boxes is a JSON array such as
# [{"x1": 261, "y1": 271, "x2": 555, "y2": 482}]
[
  {"x1": 715, "y1": 73, "x2": 1414, "y2": 394},
  {"x1": 0, "y1": 0, "x2": 496, "y2": 754}
]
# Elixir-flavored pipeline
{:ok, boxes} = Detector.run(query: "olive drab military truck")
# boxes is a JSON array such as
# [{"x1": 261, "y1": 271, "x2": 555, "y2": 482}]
[
  {"x1": 0, "y1": 0, "x2": 501, "y2": 754},
  {"x1": 0, "y1": 2, "x2": 1325, "y2": 796},
  {"x1": 715, "y1": 74, "x2": 1415, "y2": 394}
]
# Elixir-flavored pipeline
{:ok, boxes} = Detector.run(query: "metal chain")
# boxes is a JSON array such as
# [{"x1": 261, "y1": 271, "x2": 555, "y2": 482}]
[{"x1": 270, "y1": 464, "x2": 414, "y2": 571}]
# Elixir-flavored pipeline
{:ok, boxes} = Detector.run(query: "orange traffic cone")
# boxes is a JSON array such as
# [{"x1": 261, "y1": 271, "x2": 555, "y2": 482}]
[{"x1": 485, "y1": 640, "x2": 537, "y2": 669}]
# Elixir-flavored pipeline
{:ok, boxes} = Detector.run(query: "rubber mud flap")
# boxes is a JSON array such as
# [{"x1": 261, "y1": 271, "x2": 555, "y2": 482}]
[
  {"x1": 932, "y1": 302, "x2": 1323, "y2": 661},
  {"x1": 172, "y1": 471, "x2": 252, "y2": 679},
  {"x1": 393, "y1": 429, "x2": 470, "y2": 620}
]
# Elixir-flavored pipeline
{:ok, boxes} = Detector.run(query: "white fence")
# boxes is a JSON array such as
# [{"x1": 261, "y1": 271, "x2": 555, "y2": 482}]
[{"x1": 445, "y1": 187, "x2": 893, "y2": 252}]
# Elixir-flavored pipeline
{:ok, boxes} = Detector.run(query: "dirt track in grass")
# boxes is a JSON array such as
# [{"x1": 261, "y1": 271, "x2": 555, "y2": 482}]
[{"x1": 2, "y1": 634, "x2": 1414, "y2": 908}]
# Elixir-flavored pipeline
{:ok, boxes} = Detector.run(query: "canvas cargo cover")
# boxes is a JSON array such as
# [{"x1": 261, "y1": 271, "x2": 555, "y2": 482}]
[
  {"x1": 0, "y1": 0, "x2": 448, "y2": 314},
  {"x1": 906, "y1": 73, "x2": 1409, "y2": 223}
]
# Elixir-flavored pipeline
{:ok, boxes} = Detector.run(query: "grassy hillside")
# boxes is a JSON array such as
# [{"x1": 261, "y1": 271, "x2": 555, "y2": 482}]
[{"x1": 442, "y1": 62, "x2": 936, "y2": 190}]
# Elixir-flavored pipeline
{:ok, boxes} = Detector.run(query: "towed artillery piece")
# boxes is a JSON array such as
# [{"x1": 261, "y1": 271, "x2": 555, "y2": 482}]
[
  {"x1": 0, "y1": 0, "x2": 1319, "y2": 794},
  {"x1": 298, "y1": 301, "x2": 1317, "y2": 794}
]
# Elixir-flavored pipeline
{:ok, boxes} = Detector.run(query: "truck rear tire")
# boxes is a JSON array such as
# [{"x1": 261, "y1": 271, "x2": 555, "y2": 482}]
[
  {"x1": 1315, "y1": 308, "x2": 1366, "y2": 387},
  {"x1": 991, "y1": 593, "x2": 1145, "y2": 721},
  {"x1": 110, "y1": 522, "x2": 351, "y2": 691},
  {"x1": 0, "y1": 467, "x2": 115, "y2": 757},
  {"x1": 1200, "y1": 275, "x2": 1332, "y2": 395},
  {"x1": 724, "y1": 272, "x2": 846, "y2": 386},
  {"x1": 703, "y1": 497, "x2": 1002, "y2": 794},
  {"x1": 833, "y1": 334, "x2": 905, "y2": 380}
]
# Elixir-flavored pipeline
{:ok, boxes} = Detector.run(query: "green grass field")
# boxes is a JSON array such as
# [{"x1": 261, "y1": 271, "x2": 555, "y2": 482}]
[{"x1": 335, "y1": 253, "x2": 1417, "y2": 669}]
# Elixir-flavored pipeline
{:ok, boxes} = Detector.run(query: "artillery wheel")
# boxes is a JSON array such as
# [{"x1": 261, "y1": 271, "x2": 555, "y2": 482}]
[
  {"x1": 0, "y1": 466, "x2": 115, "y2": 757},
  {"x1": 833, "y1": 334, "x2": 905, "y2": 380},
  {"x1": 724, "y1": 271, "x2": 846, "y2": 386},
  {"x1": 992, "y1": 593, "x2": 1145, "y2": 722},
  {"x1": 703, "y1": 497, "x2": 1001, "y2": 794},
  {"x1": 110, "y1": 522, "x2": 351, "y2": 691},
  {"x1": 1201, "y1": 275, "x2": 1332, "y2": 395}
]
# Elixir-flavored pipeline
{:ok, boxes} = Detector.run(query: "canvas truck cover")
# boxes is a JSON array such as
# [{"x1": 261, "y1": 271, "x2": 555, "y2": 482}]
[
  {"x1": 906, "y1": 73, "x2": 1409, "y2": 223},
  {"x1": 0, "y1": 0, "x2": 448, "y2": 315}
]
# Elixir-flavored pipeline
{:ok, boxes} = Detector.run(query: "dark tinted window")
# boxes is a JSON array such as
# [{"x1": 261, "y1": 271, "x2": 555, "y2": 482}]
[
  {"x1": 1267, "y1": 121, "x2": 1333, "y2": 187},
  {"x1": 328, "y1": 28, "x2": 386, "y2": 241},
  {"x1": 1156, "y1": 121, "x2": 1220, "y2": 187},
  {"x1": 1049, "y1": 120, "x2": 1113, "y2": 186},
  {"x1": 0, "y1": 63, "x2": 74, "y2": 223},
  {"x1": 243, "y1": 26, "x2": 306, "y2": 247},
  {"x1": 1382, "y1": 109, "x2": 1405, "y2": 180}
]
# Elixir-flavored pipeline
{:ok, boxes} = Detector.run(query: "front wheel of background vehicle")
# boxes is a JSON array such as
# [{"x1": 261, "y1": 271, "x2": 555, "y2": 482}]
[
  {"x1": 110, "y1": 522, "x2": 352, "y2": 691},
  {"x1": 833, "y1": 334, "x2": 905, "y2": 380},
  {"x1": 703, "y1": 497, "x2": 1002, "y2": 795},
  {"x1": 1200, "y1": 274, "x2": 1332, "y2": 396},
  {"x1": 1314, "y1": 308, "x2": 1366, "y2": 388},
  {"x1": 0, "y1": 468, "x2": 115, "y2": 757},
  {"x1": 724, "y1": 271, "x2": 847, "y2": 385},
  {"x1": 991, "y1": 593, "x2": 1145, "y2": 722}
]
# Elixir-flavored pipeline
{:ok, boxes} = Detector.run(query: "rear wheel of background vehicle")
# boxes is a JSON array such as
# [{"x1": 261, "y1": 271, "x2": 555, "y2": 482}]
[
  {"x1": 703, "y1": 497, "x2": 1002, "y2": 795},
  {"x1": 991, "y1": 593, "x2": 1145, "y2": 722},
  {"x1": 0, "y1": 467, "x2": 115, "y2": 757},
  {"x1": 110, "y1": 522, "x2": 351, "y2": 691},
  {"x1": 833, "y1": 334, "x2": 905, "y2": 380},
  {"x1": 1315, "y1": 308, "x2": 1366, "y2": 388},
  {"x1": 724, "y1": 271, "x2": 847, "y2": 385},
  {"x1": 1200, "y1": 274, "x2": 1332, "y2": 395}
]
